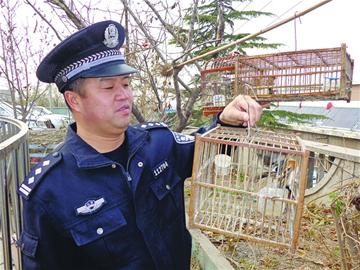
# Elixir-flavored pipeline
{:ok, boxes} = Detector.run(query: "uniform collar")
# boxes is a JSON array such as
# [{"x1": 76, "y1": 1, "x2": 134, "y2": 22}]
[{"x1": 65, "y1": 123, "x2": 148, "y2": 169}]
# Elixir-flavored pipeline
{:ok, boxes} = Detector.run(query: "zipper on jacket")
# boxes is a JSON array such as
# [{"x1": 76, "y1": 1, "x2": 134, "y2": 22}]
[
  {"x1": 125, "y1": 140, "x2": 145, "y2": 183},
  {"x1": 126, "y1": 171, "x2": 132, "y2": 182}
]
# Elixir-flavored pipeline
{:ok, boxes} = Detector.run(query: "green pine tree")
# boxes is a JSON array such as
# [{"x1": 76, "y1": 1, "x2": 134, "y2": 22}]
[
  {"x1": 172, "y1": 0, "x2": 282, "y2": 60},
  {"x1": 189, "y1": 108, "x2": 328, "y2": 129},
  {"x1": 257, "y1": 109, "x2": 329, "y2": 129}
]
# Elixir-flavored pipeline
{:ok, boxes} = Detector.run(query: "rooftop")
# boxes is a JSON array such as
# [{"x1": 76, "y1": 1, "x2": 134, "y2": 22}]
[{"x1": 273, "y1": 101, "x2": 360, "y2": 131}]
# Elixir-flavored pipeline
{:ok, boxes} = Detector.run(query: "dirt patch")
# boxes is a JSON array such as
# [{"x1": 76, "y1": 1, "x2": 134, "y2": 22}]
[{"x1": 191, "y1": 257, "x2": 201, "y2": 270}]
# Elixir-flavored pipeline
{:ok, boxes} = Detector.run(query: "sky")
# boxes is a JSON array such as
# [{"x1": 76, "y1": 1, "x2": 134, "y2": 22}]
[{"x1": 238, "y1": 0, "x2": 359, "y2": 83}]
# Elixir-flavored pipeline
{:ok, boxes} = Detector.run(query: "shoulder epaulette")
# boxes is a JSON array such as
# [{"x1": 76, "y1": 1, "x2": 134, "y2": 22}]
[
  {"x1": 133, "y1": 121, "x2": 194, "y2": 144},
  {"x1": 171, "y1": 131, "x2": 195, "y2": 144},
  {"x1": 133, "y1": 121, "x2": 168, "y2": 130},
  {"x1": 18, "y1": 151, "x2": 63, "y2": 200}
]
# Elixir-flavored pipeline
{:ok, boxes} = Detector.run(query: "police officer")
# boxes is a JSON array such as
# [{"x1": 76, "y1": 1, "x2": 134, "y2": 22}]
[{"x1": 18, "y1": 20, "x2": 262, "y2": 270}]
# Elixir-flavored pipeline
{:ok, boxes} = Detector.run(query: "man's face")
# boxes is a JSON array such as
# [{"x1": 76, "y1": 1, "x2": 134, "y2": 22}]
[{"x1": 75, "y1": 75, "x2": 133, "y2": 136}]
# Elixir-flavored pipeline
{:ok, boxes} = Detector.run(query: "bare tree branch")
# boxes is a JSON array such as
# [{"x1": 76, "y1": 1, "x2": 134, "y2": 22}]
[
  {"x1": 184, "y1": 0, "x2": 199, "y2": 52},
  {"x1": 132, "y1": 104, "x2": 145, "y2": 123},
  {"x1": 173, "y1": 67, "x2": 185, "y2": 129},
  {"x1": 144, "y1": 0, "x2": 186, "y2": 49},
  {"x1": 144, "y1": 0, "x2": 201, "y2": 71},
  {"x1": 215, "y1": 0, "x2": 225, "y2": 47},
  {"x1": 47, "y1": 0, "x2": 86, "y2": 29},
  {"x1": 24, "y1": 0, "x2": 63, "y2": 41},
  {"x1": 173, "y1": 38, "x2": 220, "y2": 62},
  {"x1": 0, "y1": 0, "x2": 48, "y2": 122},
  {"x1": 143, "y1": 55, "x2": 162, "y2": 112},
  {"x1": 120, "y1": 0, "x2": 166, "y2": 63}
]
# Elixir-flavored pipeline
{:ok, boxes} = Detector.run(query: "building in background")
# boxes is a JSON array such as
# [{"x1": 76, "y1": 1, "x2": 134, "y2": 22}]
[
  {"x1": 351, "y1": 84, "x2": 360, "y2": 101},
  {"x1": 274, "y1": 84, "x2": 360, "y2": 131}
]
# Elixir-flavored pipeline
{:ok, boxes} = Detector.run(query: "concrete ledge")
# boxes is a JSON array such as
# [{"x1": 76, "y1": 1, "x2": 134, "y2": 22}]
[
  {"x1": 190, "y1": 228, "x2": 234, "y2": 270},
  {"x1": 303, "y1": 139, "x2": 360, "y2": 163},
  {"x1": 285, "y1": 125, "x2": 360, "y2": 140}
]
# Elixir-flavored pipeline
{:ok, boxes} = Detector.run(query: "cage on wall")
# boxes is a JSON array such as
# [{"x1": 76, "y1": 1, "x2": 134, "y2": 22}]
[
  {"x1": 201, "y1": 44, "x2": 354, "y2": 116},
  {"x1": 189, "y1": 126, "x2": 309, "y2": 250}
]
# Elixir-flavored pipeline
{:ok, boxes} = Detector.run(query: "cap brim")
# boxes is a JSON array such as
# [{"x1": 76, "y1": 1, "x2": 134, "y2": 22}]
[{"x1": 80, "y1": 61, "x2": 138, "y2": 78}]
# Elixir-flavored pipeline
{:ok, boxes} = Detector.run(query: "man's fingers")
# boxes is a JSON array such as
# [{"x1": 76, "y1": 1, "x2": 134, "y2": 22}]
[
  {"x1": 244, "y1": 96, "x2": 262, "y2": 126},
  {"x1": 235, "y1": 96, "x2": 262, "y2": 126},
  {"x1": 219, "y1": 95, "x2": 263, "y2": 126}
]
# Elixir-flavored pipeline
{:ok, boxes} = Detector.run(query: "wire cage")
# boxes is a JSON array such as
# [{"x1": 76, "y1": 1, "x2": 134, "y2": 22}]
[
  {"x1": 189, "y1": 126, "x2": 309, "y2": 250},
  {"x1": 201, "y1": 44, "x2": 354, "y2": 116}
]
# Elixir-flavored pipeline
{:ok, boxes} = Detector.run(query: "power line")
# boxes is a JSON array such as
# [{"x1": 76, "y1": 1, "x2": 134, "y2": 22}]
[
  {"x1": 266, "y1": 0, "x2": 304, "y2": 27},
  {"x1": 234, "y1": 0, "x2": 252, "y2": 13},
  {"x1": 233, "y1": 0, "x2": 273, "y2": 33}
]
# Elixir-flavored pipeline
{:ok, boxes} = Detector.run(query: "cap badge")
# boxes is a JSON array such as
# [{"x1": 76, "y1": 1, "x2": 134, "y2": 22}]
[{"x1": 103, "y1": 24, "x2": 119, "y2": 48}]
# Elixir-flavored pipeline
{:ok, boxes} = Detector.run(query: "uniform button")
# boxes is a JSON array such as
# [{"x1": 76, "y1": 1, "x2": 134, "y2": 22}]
[
  {"x1": 96, "y1": 228, "x2": 103, "y2": 235},
  {"x1": 111, "y1": 164, "x2": 117, "y2": 169},
  {"x1": 165, "y1": 184, "x2": 171, "y2": 190},
  {"x1": 52, "y1": 152, "x2": 59, "y2": 157},
  {"x1": 137, "y1": 162, "x2": 144, "y2": 168}
]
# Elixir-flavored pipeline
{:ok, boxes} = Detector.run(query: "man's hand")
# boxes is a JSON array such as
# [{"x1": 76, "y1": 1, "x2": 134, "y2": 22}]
[{"x1": 219, "y1": 95, "x2": 262, "y2": 127}]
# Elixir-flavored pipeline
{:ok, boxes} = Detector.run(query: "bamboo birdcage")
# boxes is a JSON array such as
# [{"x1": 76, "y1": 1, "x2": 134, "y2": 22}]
[
  {"x1": 201, "y1": 44, "x2": 354, "y2": 116},
  {"x1": 189, "y1": 126, "x2": 309, "y2": 250}
]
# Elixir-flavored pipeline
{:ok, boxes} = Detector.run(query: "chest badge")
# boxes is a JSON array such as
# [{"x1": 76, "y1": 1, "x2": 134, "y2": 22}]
[
  {"x1": 75, "y1": 197, "x2": 106, "y2": 216},
  {"x1": 153, "y1": 160, "x2": 169, "y2": 178}
]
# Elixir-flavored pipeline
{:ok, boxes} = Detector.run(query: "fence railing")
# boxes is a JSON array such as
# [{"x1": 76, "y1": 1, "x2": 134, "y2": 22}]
[
  {"x1": 0, "y1": 117, "x2": 29, "y2": 270},
  {"x1": 304, "y1": 139, "x2": 360, "y2": 205}
]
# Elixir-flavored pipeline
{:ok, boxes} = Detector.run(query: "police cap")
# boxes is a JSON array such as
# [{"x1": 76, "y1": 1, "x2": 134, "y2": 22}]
[{"x1": 36, "y1": 20, "x2": 137, "y2": 93}]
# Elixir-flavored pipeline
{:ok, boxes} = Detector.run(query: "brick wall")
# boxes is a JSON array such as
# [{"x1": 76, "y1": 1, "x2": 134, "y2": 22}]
[{"x1": 351, "y1": 84, "x2": 360, "y2": 101}]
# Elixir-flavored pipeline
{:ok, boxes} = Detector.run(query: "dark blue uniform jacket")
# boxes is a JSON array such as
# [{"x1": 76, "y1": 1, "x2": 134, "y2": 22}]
[{"x1": 18, "y1": 122, "x2": 206, "y2": 270}]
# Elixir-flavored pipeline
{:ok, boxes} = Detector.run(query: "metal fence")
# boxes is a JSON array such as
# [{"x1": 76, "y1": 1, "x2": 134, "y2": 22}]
[{"x1": 0, "y1": 116, "x2": 29, "y2": 270}]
